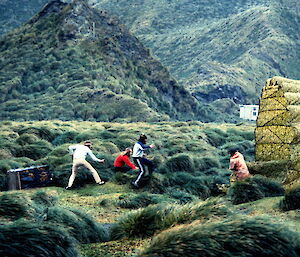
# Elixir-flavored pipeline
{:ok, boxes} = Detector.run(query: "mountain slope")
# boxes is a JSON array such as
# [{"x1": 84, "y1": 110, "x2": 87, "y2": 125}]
[
  {"x1": 0, "y1": 0, "x2": 222, "y2": 122},
  {"x1": 93, "y1": 0, "x2": 300, "y2": 105},
  {"x1": 1, "y1": 0, "x2": 299, "y2": 109},
  {"x1": 0, "y1": 0, "x2": 48, "y2": 35}
]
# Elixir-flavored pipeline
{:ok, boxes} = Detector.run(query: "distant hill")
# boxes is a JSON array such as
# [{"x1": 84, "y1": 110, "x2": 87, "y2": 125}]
[
  {"x1": 93, "y1": 0, "x2": 300, "y2": 106},
  {"x1": 1, "y1": 1, "x2": 298, "y2": 118},
  {"x1": 0, "y1": 0, "x2": 48, "y2": 35},
  {"x1": 0, "y1": 0, "x2": 226, "y2": 122}
]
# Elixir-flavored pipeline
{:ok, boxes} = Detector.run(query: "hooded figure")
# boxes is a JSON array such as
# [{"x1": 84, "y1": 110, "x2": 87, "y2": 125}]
[{"x1": 228, "y1": 149, "x2": 250, "y2": 181}]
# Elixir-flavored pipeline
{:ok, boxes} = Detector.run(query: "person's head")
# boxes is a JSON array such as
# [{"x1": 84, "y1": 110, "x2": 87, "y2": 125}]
[
  {"x1": 84, "y1": 141, "x2": 93, "y2": 149},
  {"x1": 228, "y1": 148, "x2": 238, "y2": 157},
  {"x1": 123, "y1": 148, "x2": 132, "y2": 156},
  {"x1": 139, "y1": 134, "x2": 147, "y2": 144}
]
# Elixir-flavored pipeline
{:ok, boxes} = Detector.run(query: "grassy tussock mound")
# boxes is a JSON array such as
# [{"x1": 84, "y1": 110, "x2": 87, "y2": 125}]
[
  {"x1": 227, "y1": 175, "x2": 284, "y2": 205},
  {"x1": 159, "y1": 154, "x2": 222, "y2": 174},
  {"x1": 111, "y1": 204, "x2": 178, "y2": 239},
  {"x1": 44, "y1": 207, "x2": 108, "y2": 243},
  {"x1": 0, "y1": 190, "x2": 107, "y2": 245},
  {"x1": 204, "y1": 128, "x2": 228, "y2": 147},
  {"x1": 250, "y1": 176, "x2": 284, "y2": 197},
  {"x1": 31, "y1": 190, "x2": 58, "y2": 207},
  {"x1": 0, "y1": 221, "x2": 79, "y2": 257},
  {"x1": 161, "y1": 154, "x2": 194, "y2": 173},
  {"x1": 167, "y1": 190, "x2": 197, "y2": 204},
  {"x1": 111, "y1": 199, "x2": 232, "y2": 239},
  {"x1": 175, "y1": 199, "x2": 232, "y2": 225},
  {"x1": 164, "y1": 172, "x2": 228, "y2": 199},
  {"x1": 0, "y1": 192, "x2": 36, "y2": 220},
  {"x1": 117, "y1": 193, "x2": 171, "y2": 209},
  {"x1": 140, "y1": 218, "x2": 300, "y2": 257},
  {"x1": 280, "y1": 187, "x2": 300, "y2": 211},
  {"x1": 141, "y1": 173, "x2": 167, "y2": 194},
  {"x1": 112, "y1": 172, "x2": 134, "y2": 185}
]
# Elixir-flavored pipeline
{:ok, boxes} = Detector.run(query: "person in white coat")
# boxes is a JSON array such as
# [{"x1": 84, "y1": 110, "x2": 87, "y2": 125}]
[{"x1": 66, "y1": 141, "x2": 105, "y2": 189}]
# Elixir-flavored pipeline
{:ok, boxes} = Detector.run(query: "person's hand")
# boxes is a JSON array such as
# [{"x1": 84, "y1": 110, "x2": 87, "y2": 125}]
[
  {"x1": 150, "y1": 144, "x2": 155, "y2": 148},
  {"x1": 99, "y1": 159, "x2": 105, "y2": 163},
  {"x1": 134, "y1": 166, "x2": 139, "y2": 170}
]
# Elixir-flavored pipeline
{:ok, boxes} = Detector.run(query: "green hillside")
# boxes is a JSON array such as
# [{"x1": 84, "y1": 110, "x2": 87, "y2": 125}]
[
  {"x1": 0, "y1": 0, "x2": 225, "y2": 122},
  {"x1": 93, "y1": 0, "x2": 300, "y2": 106},
  {"x1": 1, "y1": 0, "x2": 299, "y2": 112},
  {"x1": 0, "y1": 0, "x2": 48, "y2": 35}
]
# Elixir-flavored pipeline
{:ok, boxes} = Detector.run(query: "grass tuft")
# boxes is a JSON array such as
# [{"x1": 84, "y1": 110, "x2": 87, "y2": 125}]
[
  {"x1": 280, "y1": 186, "x2": 300, "y2": 211},
  {"x1": 227, "y1": 175, "x2": 284, "y2": 205},
  {"x1": 140, "y1": 217, "x2": 300, "y2": 257},
  {"x1": 0, "y1": 220, "x2": 79, "y2": 257}
]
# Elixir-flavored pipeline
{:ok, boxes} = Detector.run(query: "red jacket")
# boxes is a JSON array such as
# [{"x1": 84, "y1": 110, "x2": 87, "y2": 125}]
[{"x1": 114, "y1": 154, "x2": 136, "y2": 169}]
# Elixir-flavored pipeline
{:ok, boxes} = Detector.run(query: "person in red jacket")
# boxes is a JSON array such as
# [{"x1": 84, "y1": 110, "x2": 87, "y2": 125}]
[
  {"x1": 114, "y1": 148, "x2": 138, "y2": 172},
  {"x1": 228, "y1": 148, "x2": 251, "y2": 181}
]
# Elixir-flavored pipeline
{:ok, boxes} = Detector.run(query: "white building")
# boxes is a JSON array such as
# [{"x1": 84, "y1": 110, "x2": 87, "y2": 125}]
[{"x1": 239, "y1": 105, "x2": 259, "y2": 121}]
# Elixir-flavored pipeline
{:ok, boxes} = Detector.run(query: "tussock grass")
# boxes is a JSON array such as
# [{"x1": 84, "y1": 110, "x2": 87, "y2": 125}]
[
  {"x1": 112, "y1": 172, "x2": 134, "y2": 185},
  {"x1": 175, "y1": 199, "x2": 233, "y2": 225},
  {"x1": 16, "y1": 140, "x2": 53, "y2": 160},
  {"x1": 141, "y1": 173, "x2": 167, "y2": 194},
  {"x1": 110, "y1": 204, "x2": 178, "y2": 239},
  {"x1": 0, "y1": 192, "x2": 36, "y2": 220},
  {"x1": 194, "y1": 156, "x2": 221, "y2": 172},
  {"x1": 229, "y1": 182, "x2": 265, "y2": 205},
  {"x1": 0, "y1": 121, "x2": 254, "y2": 195},
  {"x1": 280, "y1": 187, "x2": 300, "y2": 211},
  {"x1": 0, "y1": 174, "x2": 7, "y2": 191},
  {"x1": 0, "y1": 189, "x2": 108, "y2": 248},
  {"x1": 161, "y1": 153, "x2": 194, "y2": 173},
  {"x1": 227, "y1": 175, "x2": 284, "y2": 205},
  {"x1": 140, "y1": 217, "x2": 300, "y2": 257},
  {"x1": 167, "y1": 190, "x2": 197, "y2": 204},
  {"x1": 250, "y1": 175, "x2": 284, "y2": 197},
  {"x1": 31, "y1": 190, "x2": 58, "y2": 207},
  {"x1": 164, "y1": 173, "x2": 227, "y2": 199},
  {"x1": 0, "y1": 220, "x2": 79, "y2": 257},
  {"x1": 110, "y1": 199, "x2": 232, "y2": 239},
  {"x1": 44, "y1": 207, "x2": 109, "y2": 243},
  {"x1": 15, "y1": 133, "x2": 40, "y2": 145},
  {"x1": 117, "y1": 193, "x2": 172, "y2": 209},
  {"x1": 51, "y1": 131, "x2": 77, "y2": 146},
  {"x1": 17, "y1": 126, "x2": 58, "y2": 142},
  {"x1": 204, "y1": 128, "x2": 228, "y2": 147}
]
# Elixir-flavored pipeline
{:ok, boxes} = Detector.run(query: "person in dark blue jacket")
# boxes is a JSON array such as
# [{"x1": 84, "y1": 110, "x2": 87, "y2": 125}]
[{"x1": 132, "y1": 134, "x2": 155, "y2": 188}]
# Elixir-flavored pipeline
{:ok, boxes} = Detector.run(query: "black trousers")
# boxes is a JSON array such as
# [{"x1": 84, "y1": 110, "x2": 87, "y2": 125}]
[
  {"x1": 114, "y1": 166, "x2": 131, "y2": 173},
  {"x1": 133, "y1": 157, "x2": 154, "y2": 186}
]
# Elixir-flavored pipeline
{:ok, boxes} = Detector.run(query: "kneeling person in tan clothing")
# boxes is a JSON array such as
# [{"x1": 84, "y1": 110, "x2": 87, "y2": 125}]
[
  {"x1": 66, "y1": 141, "x2": 105, "y2": 189},
  {"x1": 228, "y1": 148, "x2": 251, "y2": 182}
]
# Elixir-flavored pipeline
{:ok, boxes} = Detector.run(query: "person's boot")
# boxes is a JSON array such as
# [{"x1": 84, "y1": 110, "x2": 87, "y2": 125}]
[{"x1": 131, "y1": 181, "x2": 139, "y2": 188}]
